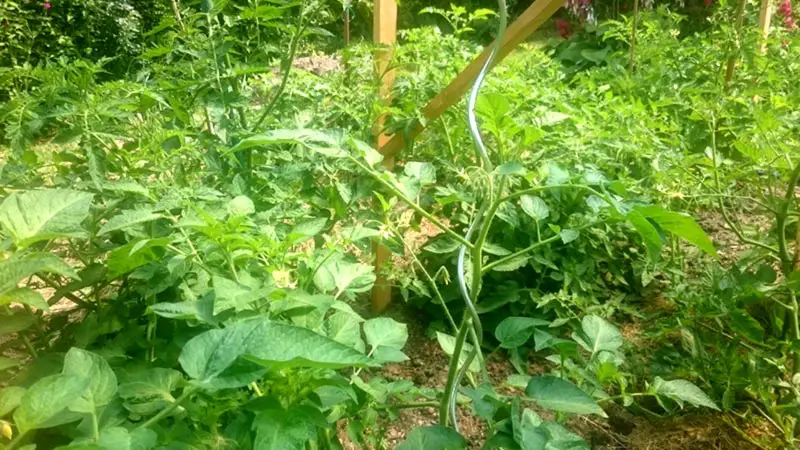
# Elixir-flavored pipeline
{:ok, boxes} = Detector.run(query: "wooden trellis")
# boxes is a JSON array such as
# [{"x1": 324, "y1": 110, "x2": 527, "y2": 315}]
[{"x1": 369, "y1": 0, "x2": 566, "y2": 313}]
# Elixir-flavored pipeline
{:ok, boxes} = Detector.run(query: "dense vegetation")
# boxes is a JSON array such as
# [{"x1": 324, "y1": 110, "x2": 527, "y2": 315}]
[{"x1": 0, "y1": 0, "x2": 799, "y2": 448}]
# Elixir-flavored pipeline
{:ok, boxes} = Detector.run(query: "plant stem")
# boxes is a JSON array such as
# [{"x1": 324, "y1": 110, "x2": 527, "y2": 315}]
[
  {"x1": 136, "y1": 387, "x2": 195, "y2": 430},
  {"x1": 377, "y1": 401, "x2": 440, "y2": 410},
  {"x1": 724, "y1": 0, "x2": 747, "y2": 86},
  {"x1": 628, "y1": 0, "x2": 639, "y2": 72},
  {"x1": 252, "y1": 10, "x2": 309, "y2": 131},
  {"x1": 708, "y1": 119, "x2": 779, "y2": 255},
  {"x1": 440, "y1": 315, "x2": 471, "y2": 426},
  {"x1": 171, "y1": 0, "x2": 185, "y2": 31},
  {"x1": 91, "y1": 409, "x2": 100, "y2": 442}
]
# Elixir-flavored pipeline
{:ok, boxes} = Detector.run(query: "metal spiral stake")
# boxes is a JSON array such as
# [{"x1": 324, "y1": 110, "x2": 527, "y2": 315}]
[{"x1": 447, "y1": 0, "x2": 508, "y2": 432}]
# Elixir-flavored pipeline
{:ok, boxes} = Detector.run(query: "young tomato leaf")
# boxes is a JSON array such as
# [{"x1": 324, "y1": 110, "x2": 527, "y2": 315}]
[
  {"x1": 650, "y1": 377, "x2": 719, "y2": 410},
  {"x1": 397, "y1": 425, "x2": 467, "y2": 450},
  {"x1": 62, "y1": 348, "x2": 118, "y2": 414},
  {"x1": 14, "y1": 374, "x2": 89, "y2": 434},
  {"x1": 495, "y1": 317, "x2": 550, "y2": 349},
  {"x1": 525, "y1": 376, "x2": 606, "y2": 417},
  {"x1": 0, "y1": 189, "x2": 93, "y2": 248}
]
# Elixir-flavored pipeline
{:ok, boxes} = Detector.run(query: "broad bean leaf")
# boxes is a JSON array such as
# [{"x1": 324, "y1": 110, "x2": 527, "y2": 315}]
[
  {"x1": 62, "y1": 348, "x2": 118, "y2": 414},
  {"x1": 98, "y1": 209, "x2": 162, "y2": 236},
  {"x1": 635, "y1": 205, "x2": 716, "y2": 257},
  {"x1": 397, "y1": 426, "x2": 467, "y2": 450},
  {"x1": 495, "y1": 317, "x2": 551, "y2": 349},
  {"x1": 571, "y1": 315, "x2": 623, "y2": 358},
  {"x1": 179, "y1": 319, "x2": 371, "y2": 386},
  {"x1": 14, "y1": 374, "x2": 89, "y2": 434},
  {"x1": 525, "y1": 376, "x2": 606, "y2": 417},
  {"x1": 650, "y1": 377, "x2": 719, "y2": 410},
  {"x1": 0, "y1": 189, "x2": 93, "y2": 248}
]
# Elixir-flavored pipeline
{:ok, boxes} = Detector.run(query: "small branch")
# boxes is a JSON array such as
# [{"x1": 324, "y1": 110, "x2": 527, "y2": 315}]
[
  {"x1": 252, "y1": 10, "x2": 310, "y2": 131},
  {"x1": 171, "y1": 0, "x2": 185, "y2": 31},
  {"x1": 349, "y1": 156, "x2": 473, "y2": 249},
  {"x1": 628, "y1": 0, "x2": 639, "y2": 72}
]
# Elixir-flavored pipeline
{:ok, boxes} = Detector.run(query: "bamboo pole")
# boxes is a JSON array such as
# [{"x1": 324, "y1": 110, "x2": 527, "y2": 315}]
[
  {"x1": 371, "y1": 0, "x2": 398, "y2": 313},
  {"x1": 378, "y1": 0, "x2": 566, "y2": 158},
  {"x1": 758, "y1": 0, "x2": 773, "y2": 53}
]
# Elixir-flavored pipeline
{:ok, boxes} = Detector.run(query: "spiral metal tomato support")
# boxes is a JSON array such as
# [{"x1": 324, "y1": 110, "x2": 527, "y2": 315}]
[{"x1": 446, "y1": 0, "x2": 508, "y2": 431}]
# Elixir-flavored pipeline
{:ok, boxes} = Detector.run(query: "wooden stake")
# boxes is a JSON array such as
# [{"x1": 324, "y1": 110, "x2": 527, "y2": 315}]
[
  {"x1": 371, "y1": 0, "x2": 398, "y2": 314},
  {"x1": 758, "y1": 0, "x2": 773, "y2": 53},
  {"x1": 344, "y1": 5, "x2": 351, "y2": 46},
  {"x1": 378, "y1": 0, "x2": 565, "y2": 158}
]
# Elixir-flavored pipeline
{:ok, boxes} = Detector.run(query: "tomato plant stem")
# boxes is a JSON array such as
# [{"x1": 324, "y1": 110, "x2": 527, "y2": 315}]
[
  {"x1": 136, "y1": 387, "x2": 196, "y2": 431},
  {"x1": 440, "y1": 315, "x2": 471, "y2": 427}
]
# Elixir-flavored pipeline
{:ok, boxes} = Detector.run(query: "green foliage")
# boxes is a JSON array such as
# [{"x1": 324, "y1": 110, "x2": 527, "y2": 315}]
[{"x1": 0, "y1": 0, "x2": 793, "y2": 448}]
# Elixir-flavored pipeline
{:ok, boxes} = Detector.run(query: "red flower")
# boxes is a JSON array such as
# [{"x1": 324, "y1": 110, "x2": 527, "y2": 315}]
[
  {"x1": 704, "y1": 0, "x2": 713, "y2": 7},
  {"x1": 621, "y1": 3, "x2": 629, "y2": 10},
  {"x1": 44, "y1": 2, "x2": 51, "y2": 8},
  {"x1": 2, "y1": 21, "x2": 8, "y2": 27},
  {"x1": 555, "y1": 18, "x2": 571, "y2": 38}
]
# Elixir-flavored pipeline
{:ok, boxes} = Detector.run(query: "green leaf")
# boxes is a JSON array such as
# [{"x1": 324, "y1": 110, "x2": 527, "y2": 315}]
[
  {"x1": 491, "y1": 254, "x2": 529, "y2": 272},
  {"x1": 396, "y1": 426, "x2": 467, "y2": 450},
  {"x1": 118, "y1": 368, "x2": 183, "y2": 416},
  {"x1": 0, "y1": 386, "x2": 26, "y2": 417},
  {"x1": 364, "y1": 317, "x2": 408, "y2": 363},
  {"x1": 650, "y1": 377, "x2": 719, "y2": 410},
  {"x1": 14, "y1": 374, "x2": 89, "y2": 434},
  {"x1": 525, "y1": 376, "x2": 606, "y2": 417},
  {"x1": 287, "y1": 218, "x2": 327, "y2": 244},
  {"x1": 0, "y1": 288, "x2": 49, "y2": 310},
  {"x1": 364, "y1": 317, "x2": 408, "y2": 350},
  {"x1": 559, "y1": 229, "x2": 580, "y2": 244},
  {"x1": 98, "y1": 209, "x2": 162, "y2": 236},
  {"x1": 107, "y1": 238, "x2": 170, "y2": 279},
  {"x1": 635, "y1": 205, "x2": 716, "y2": 257},
  {"x1": 728, "y1": 310, "x2": 765, "y2": 343},
  {"x1": 627, "y1": 209, "x2": 663, "y2": 261},
  {"x1": 313, "y1": 259, "x2": 375, "y2": 299},
  {"x1": 0, "y1": 356, "x2": 21, "y2": 372},
  {"x1": 230, "y1": 129, "x2": 345, "y2": 158},
  {"x1": 0, "y1": 190, "x2": 93, "y2": 248},
  {"x1": 572, "y1": 315, "x2": 623, "y2": 358},
  {"x1": 423, "y1": 238, "x2": 461, "y2": 254},
  {"x1": 327, "y1": 311, "x2": 365, "y2": 353},
  {"x1": 65, "y1": 427, "x2": 158, "y2": 450},
  {"x1": 520, "y1": 196, "x2": 549, "y2": 221},
  {"x1": 496, "y1": 162, "x2": 525, "y2": 176},
  {"x1": 0, "y1": 313, "x2": 36, "y2": 336},
  {"x1": 495, "y1": 317, "x2": 550, "y2": 349},
  {"x1": 212, "y1": 275, "x2": 269, "y2": 314},
  {"x1": 253, "y1": 405, "x2": 326, "y2": 450},
  {"x1": 62, "y1": 348, "x2": 118, "y2": 414},
  {"x1": 405, "y1": 162, "x2": 437, "y2": 185},
  {"x1": 228, "y1": 196, "x2": 255, "y2": 216},
  {"x1": 436, "y1": 332, "x2": 479, "y2": 373},
  {"x1": 179, "y1": 319, "x2": 371, "y2": 386},
  {"x1": 0, "y1": 253, "x2": 79, "y2": 295}
]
